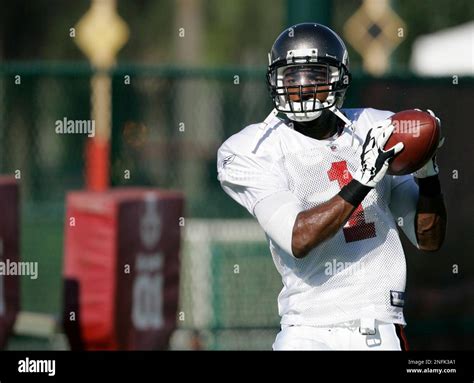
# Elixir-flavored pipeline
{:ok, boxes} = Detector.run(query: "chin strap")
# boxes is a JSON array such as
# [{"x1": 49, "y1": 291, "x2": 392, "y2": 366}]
[
  {"x1": 329, "y1": 106, "x2": 356, "y2": 146},
  {"x1": 264, "y1": 108, "x2": 279, "y2": 125},
  {"x1": 259, "y1": 107, "x2": 355, "y2": 149}
]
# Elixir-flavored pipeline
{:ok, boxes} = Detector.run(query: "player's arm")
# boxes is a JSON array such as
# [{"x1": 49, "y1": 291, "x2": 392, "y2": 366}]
[
  {"x1": 292, "y1": 120, "x2": 403, "y2": 258},
  {"x1": 292, "y1": 189, "x2": 365, "y2": 258},
  {"x1": 412, "y1": 110, "x2": 447, "y2": 251},
  {"x1": 389, "y1": 110, "x2": 447, "y2": 252},
  {"x1": 415, "y1": 176, "x2": 447, "y2": 251}
]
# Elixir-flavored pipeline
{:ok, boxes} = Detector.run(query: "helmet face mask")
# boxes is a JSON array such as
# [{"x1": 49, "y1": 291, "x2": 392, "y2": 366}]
[
  {"x1": 269, "y1": 63, "x2": 343, "y2": 121},
  {"x1": 267, "y1": 23, "x2": 351, "y2": 122}
]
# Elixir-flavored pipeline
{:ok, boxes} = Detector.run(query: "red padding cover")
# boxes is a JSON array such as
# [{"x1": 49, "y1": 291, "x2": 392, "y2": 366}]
[
  {"x1": 63, "y1": 188, "x2": 184, "y2": 350},
  {"x1": 0, "y1": 177, "x2": 20, "y2": 349}
]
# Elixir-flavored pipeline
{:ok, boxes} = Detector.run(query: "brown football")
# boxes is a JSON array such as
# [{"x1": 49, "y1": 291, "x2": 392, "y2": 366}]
[{"x1": 385, "y1": 110, "x2": 440, "y2": 176}]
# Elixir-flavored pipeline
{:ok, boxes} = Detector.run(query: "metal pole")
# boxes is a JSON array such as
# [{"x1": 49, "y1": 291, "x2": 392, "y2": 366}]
[{"x1": 75, "y1": 0, "x2": 128, "y2": 191}]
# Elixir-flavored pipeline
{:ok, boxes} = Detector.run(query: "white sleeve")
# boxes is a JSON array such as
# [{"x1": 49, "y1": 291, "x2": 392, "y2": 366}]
[
  {"x1": 389, "y1": 174, "x2": 419, "y2": 248},
  {"x1": 364, "y1": 108, "x2": 394, "y2": 122},
  {"x1": 217, "y1": 138, "x2": 303, "y2": 256},
  {"x1": 253, "y1": 191, "x2": 302, "y2": 256},
  {"x1": 217, "y1": 138, "x2": 290, "y2": 215}
]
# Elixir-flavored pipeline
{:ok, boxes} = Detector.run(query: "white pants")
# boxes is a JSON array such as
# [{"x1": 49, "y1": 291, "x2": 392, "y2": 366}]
[{"x1": 273, "y1": 321, "x2": 409, "y2": 351}]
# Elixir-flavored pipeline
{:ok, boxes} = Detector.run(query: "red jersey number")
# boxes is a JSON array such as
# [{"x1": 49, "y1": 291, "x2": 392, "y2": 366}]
[{"x1": 327, "y1": 161, "x2": 376, "y2": 243}]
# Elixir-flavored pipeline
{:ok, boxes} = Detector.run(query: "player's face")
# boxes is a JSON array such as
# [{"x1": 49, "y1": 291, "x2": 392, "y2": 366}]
[{"x1": 282, "y1": 65, "x2": 331, "y2": 103}]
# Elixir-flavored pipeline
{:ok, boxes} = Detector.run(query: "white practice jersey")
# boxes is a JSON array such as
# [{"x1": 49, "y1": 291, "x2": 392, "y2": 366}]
[{"x1": 217, "y1": 108, "x2": 419, "y2": 327}]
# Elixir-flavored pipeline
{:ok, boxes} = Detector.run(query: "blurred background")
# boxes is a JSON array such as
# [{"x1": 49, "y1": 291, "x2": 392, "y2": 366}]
[{"x1": 0, "y1": 0, "x2": 473, "y2": 350}]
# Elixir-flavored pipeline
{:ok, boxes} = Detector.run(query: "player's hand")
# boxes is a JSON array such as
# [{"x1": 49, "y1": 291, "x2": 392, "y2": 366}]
[
  {"x1": 413, "y1": 109, "x2": 444, "y2": 179},
  {"x1": 353, "y1": 119, "x2": 404, "y2": 188}
]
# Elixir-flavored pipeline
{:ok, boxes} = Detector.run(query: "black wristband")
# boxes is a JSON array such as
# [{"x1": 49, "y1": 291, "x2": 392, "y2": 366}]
[
  {"x1": 418, "y1": 175, "x2": 442, "y2": 198},
  {"x1": 338, "y1": 179, "x2": 372, "y2": 207},
  {"x1": 417, "y1": 194, "x2": 446, "y2": 214}
]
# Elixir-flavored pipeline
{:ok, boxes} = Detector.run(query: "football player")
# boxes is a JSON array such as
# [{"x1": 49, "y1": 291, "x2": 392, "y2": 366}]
[{"x1": 217, "y1": 23, "x2": 447, "y2": 350}]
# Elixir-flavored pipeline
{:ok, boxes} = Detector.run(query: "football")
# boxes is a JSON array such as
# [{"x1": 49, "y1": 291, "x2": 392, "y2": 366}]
[{"x1": 385, "y1": 110, "x2": 440, "y2": 175}]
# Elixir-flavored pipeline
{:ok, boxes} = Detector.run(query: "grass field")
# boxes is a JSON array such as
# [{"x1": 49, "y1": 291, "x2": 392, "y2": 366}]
[
  {"x1": 21, "y1": 214, "x2": 64, "y2": 315},
  {"x1": 6, "y1": 206, "x2": 65, "y2": 350}
]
